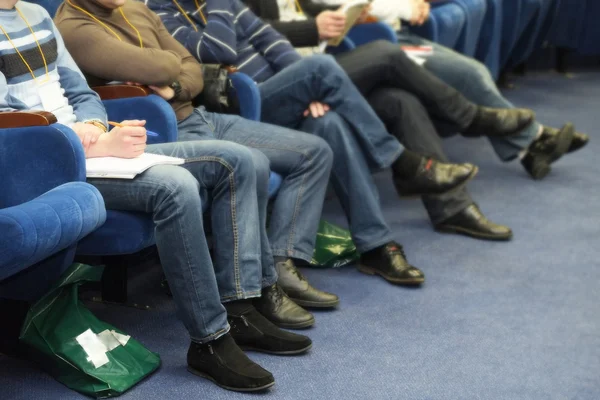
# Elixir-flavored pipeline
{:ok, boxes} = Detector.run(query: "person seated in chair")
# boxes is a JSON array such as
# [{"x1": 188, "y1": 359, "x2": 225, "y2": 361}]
[
  {"x1": 229, "y1": 0, "x2": 588, "y2": 240},
  {"x1": 0, "y1": 0, "x2": 321, "y2": 391},
  {"x1": 55, "y1": 0, "x2": 482, "y2": 297},
  {"x1": 301, "y1": 0, "x2": 589, "y2": 177}
]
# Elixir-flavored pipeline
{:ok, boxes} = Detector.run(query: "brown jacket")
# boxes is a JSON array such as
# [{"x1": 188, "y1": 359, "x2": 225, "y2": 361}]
[{"x1": 54, "y1": 0, "x2": 204, "y2": 120}]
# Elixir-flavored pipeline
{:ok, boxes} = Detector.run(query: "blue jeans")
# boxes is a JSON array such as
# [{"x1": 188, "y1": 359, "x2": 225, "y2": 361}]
[
  {"x1": 89, "y1": 140, "x2": 263, "y2": 344},
  {"x1": 398, "y1": 30, "x2": 540, "y2": 161},
  {"x1": 177, "y1": 109, "x2": 333, "y2": 267},
  {"x1": 258, "y1": 55, "x2": 403, "y2": 253}
]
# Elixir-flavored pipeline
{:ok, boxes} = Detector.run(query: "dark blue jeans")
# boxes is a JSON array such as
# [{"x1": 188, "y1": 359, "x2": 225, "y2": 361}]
[
  {"x1": 177, "y1": 108, "x2": 333, "y2": 269},
  {"x1": 258, "y1": 55, "x2": 404, "y2": 253}
]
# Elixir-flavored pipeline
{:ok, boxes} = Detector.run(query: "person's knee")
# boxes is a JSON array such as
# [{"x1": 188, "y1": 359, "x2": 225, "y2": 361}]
[
  {"x1": 249, "y1": 149, "x2": 271, "y2": 188},
  {"x1": 463, "y1": 57, "x2": 494, "y2": 86},
  {"x1": 151, "y1": 166, "x2": 200, "y2": 204},
  {"x1": 304, "y1": 134, "x2": 334, "y2": 170}
]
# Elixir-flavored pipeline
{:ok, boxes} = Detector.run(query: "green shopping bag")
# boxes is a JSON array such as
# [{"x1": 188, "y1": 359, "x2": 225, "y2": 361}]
[
  {"x1": 310, "y1": 220, "x2": 359, "y2": 268},
  {"x1": 19, "y1": 263, "x2": 161, "y2": 398}
]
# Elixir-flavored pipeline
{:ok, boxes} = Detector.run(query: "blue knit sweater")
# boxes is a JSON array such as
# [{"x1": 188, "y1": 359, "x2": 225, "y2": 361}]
[
  {"x1": 145, "y1": 0, "x2": 302, "y2": 82},
  {"x1": 0, "y1": 1, "x2": 106, "y2": 126}
]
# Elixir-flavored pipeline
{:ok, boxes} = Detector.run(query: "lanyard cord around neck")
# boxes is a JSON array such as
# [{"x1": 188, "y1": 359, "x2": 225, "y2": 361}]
[
  {"x1": 0, "y1": 7, "x2": 50, "y2": 83},
  {"x1": 172, "y1": 0, "x2": 207, "y2": 31},
  {"x1": 66, "y1": 0, "x2": 144, "y2": 48}
]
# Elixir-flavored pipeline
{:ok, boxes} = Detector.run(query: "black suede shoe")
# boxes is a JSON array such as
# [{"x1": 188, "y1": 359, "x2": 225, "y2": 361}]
[
  {"x1": 435, "y1": 204, "x2": 513, "y2": 241},
  {"x1": 540, "y1": 125, "x2": 589, "y2": 154},
  {"x1": 276, "y1": 259, "x2": 339, "y2": 308},
  {"x1": 394, "y1": 158, "x2": 477, "y2": 197},
  {"x1": 227, "y1": 303, "x2": 312, "y2": 355},
  {"x1": 253, "y1": 283, "x2": 315, "y2": 329},
  {"x1": 463, "y1": 107, "x2": 535, "y2": 137},
  {"x1": 357, "y1": 242, "x2": 425, "y2": 285},
  {"x1": 187, "y1": 334, "x2": 274, "y2": 392},
  {"x1": 522, "y1": 123, "x2": 575, "y2": 180}
]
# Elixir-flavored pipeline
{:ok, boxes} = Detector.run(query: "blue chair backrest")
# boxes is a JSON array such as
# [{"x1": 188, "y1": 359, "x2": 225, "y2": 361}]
[{"x1": 33, "y1": 0, "x2": 61, "y2": 17}]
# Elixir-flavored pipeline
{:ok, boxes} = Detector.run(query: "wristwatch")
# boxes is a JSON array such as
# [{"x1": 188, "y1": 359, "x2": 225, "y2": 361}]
[{"x1": 169, "y1": 80, "x2": 182, "y2": 101}]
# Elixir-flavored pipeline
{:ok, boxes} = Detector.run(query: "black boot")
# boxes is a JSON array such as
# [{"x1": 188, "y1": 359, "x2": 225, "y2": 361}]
[
  {"x1": 393, "y1": 152, "x2": 477, "y2": 197},
  {"x1": 522, "y1": 123, "x2": 575, "y2": 180},
  {"x1": 226, "y1": 301, "x2": 312, "y2": 355},
  {"x1": 276, "y1": 258, "x2": 339, "y2": 308},
  {"x1": 187, "y1": 333, "x2": 274, "y2": 392},
  {"x1": 540, "y1": 125, "x2": 589, "y2": 154},
  {"x1": 463, "y1": 107, "x2": 535, "y2": 137},
  {"x1": 435, "y1": 204, "x2": 513, "y2": 241},
  {"x1": 357, "y1": 242, "x2": 425, "y2": 285},
  {"x1": 254, "y1": 283, "x2": 315, "y2": 329}
]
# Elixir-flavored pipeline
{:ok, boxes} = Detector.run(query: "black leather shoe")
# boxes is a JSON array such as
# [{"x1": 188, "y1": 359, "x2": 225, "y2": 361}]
[
  {"x1": 394, "y1": 158, "x2": 477, "y2": 197},
  {"x1": 435, "y1": 204, "x2": 513, "y2": 241},
  {"x1": 187, "y1": 334, "x2": 275, "y2": 392},
  {"x1": 357, "y1": 242, "x2": 424, "y2": 285},
  {"x1": 463, "y1": 107, "x2": 535, "y2": 137},
  {"x1": 540, "y1": 125, "x2": 589, "y2": 154},
  {"x1": 253, "y1": 283, "x2": 315, "y2": 329},
  {"x1": 276, "y1": 259, "x2": 339, "y2": 308},
  {"x1": 522, "y1": 123, "x2": 575, "y2": 180},
  {"x1": 227, "y1": 304, "x2": 312, "y2": 355}
]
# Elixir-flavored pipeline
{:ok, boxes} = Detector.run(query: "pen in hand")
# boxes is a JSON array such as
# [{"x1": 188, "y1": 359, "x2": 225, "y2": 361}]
[{"x1": 107, "y1": 121, "x2": 159, "y2": 137}]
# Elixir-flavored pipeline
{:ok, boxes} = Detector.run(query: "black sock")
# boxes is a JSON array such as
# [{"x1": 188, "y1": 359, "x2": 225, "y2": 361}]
[
  {"x1": 223, "y1": 299, "x2": 254, "y2": 314},
  {"x1": 392, "y1": 150, "x2": 424, "y2": 179},
  {"x1": 273, "y1": 256, "x2": 289, "y2": 264}
]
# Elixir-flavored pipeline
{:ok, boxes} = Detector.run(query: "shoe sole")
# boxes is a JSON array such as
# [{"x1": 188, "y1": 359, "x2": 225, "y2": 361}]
[
  {"x1": 529, "y1": 124, "x2": 575, "y2": 180},
  {"x1": 435, "y1": 225, "x2": 513, "y2": 241},
  {"x1": 240, "y1": 343, "x2": 312, "y2": 355},
  {"x1": 399, "y1": 166, "x2": 478, "y2": 199},
  {"x1": 356, "y1": 264, "x2": 425, "y2": 285},
  {"x1": 288, "y1": 297, "x2": 340, "y2": 309},
  {"x1": 272, "y1": 316, "x2": 316, "y2": 330},
  {"x1": 187, "y1": 367, "x2": 275, "y2": 392}
]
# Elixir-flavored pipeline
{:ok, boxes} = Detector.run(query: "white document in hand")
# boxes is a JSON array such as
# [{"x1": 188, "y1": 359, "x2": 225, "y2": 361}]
[{"x1": 86, "y1": 153, "x2": 185, "y2": 179}]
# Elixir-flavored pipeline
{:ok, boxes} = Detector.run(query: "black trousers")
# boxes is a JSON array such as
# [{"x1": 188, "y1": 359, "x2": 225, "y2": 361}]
[{"x1": 335, "y1": 40, "x2": 475, "y2": 223}]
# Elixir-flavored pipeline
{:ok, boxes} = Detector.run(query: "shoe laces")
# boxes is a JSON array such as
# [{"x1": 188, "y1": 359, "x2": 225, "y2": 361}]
[{"x1": 285, "y1": 261, "x2": 307, "y2": 282}]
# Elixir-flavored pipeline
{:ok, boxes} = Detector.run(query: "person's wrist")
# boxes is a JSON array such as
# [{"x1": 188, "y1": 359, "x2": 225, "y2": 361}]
[{"x1": 84, "y1": 120, "x2": 107, "y2": 133}]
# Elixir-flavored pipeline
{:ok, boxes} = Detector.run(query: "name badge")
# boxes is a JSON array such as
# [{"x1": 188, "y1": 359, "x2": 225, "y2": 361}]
[{"x1": 38, "y1": 79, "x2": 66, "y2": 112}]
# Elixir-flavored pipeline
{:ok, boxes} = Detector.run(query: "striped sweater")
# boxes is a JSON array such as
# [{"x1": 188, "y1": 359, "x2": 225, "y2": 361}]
[
  {"x1": 0, "y1": 1, "x2": 106, "y2": 126},
  {"x1": 145, "y1": 0, "x2": 302, "y2": 82}
]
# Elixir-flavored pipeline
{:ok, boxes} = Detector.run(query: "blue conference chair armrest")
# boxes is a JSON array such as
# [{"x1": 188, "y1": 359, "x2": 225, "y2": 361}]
[
  {"x1": 326, "y1": 36, "x2": 356, "y2": 55},
  {"x1": 229, "y1": 72, "x2": 262, "y2": 121},
  {"x1": 0, "y1": 182, "x2": 106, "y2": 281},
  {"x1": 0, "y1": 124, "x2": 86, "y2": 208},
  {"x1": 268, "y1": 172, "x2": 283, "y2": 198},
  {"x1": 102, "y1": 94, "x2": 178, "y2": 144},
  {"x1": 347, "y1": 22, "x2": 399, "y2": 46}
]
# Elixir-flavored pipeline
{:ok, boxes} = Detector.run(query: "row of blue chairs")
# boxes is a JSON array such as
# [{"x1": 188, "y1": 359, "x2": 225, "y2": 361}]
[
  {"x1": 410, "y1": 0, "x2": 600, "y2": 80},
  {"x1": 2, "y1": 0, "x2": 598, "y2": 336}
]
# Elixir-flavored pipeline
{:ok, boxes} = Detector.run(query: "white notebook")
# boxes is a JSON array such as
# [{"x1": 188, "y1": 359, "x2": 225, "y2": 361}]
[{"x1": 86, "y1": 153, "x2": 185, "y2": 179}]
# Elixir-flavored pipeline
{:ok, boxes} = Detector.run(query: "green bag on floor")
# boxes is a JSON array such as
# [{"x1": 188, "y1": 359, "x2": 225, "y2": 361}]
[
  {"x1": 19, "y1": 263, "x2": 161, "y2": 398},
  {"x1": 311, "y1": 220, "x2": 359, "y2": 268}
]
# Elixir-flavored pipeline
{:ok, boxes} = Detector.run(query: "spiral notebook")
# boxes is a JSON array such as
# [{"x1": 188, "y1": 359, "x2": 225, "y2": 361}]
[{"x1": 86, "y1": 153, "x2": 185, "y2": 179}]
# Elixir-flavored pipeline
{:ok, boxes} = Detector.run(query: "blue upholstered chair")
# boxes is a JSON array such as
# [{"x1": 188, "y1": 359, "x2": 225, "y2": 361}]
[
  {"x1": 475, "y1": 0, "x2": 503, "y2": 79},
  {"x1": 0, "y1": 114, "x2": 106, "y2": 300},
  {"x1": 450, "y1": 0, "x2": 487, "y2": 56},
  {"x1": 413, "y1": 2, "x2": 466, "y2": 50},
  {"x1": 0, "y1": 113, "x2": 106, "y2": 354}
]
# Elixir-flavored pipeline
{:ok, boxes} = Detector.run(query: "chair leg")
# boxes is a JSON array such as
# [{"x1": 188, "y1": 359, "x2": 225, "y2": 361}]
[
  {"x1": 101, "y1": 259, "x2": 128, "y2": 304},
  {"x1": 0, "y1": 298, "x2": 30, "y2": 357},
  {"x1": 556, "y1": 47, "x2": 568, "y2": 74}
]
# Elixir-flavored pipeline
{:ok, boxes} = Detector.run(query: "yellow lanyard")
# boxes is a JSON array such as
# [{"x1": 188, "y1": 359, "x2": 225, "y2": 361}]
[
  {"x1": 288, "y1": 0, "x2": 304, "y2": 15},
  {"x1": 66, "y1": 0, "x2": 144, "y2": 48},
  {"x1": 172, "y1": 0, "x2": 207, "y2": 32},
  {"x1": 0, "y1": 7, "x2": 50, "y2": 83}
]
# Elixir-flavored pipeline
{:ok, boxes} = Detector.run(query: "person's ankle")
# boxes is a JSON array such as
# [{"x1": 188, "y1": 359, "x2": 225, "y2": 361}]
[{"x1": 392, "y1": 150, "x2": 423, "y2": 179}]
